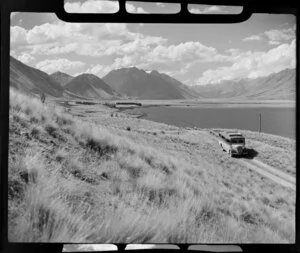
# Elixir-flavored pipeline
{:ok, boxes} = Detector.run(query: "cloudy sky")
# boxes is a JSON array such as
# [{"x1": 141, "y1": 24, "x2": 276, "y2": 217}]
[{"x1": 10, "y1": 0, "x2": 296, "y2": 86}]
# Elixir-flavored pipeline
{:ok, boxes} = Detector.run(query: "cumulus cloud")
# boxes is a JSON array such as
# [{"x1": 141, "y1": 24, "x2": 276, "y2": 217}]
[
  {"x1": 12, "y1": 21, "x2": 169, "y2": 66},
  {"x1": 12, "y1": 11, "x2": 295, "y2": 85},
  {"x1": 10, "y1": 22, "x2": 131, "y2": 46},
  {"x1": 102, "y1": 35, "x2": 167, "y2": 56},
  {"x1": 126, "y1": 3, "x2": 147, "y2": 13},
  {"x1": 10, "y1": 26, "x2": 27, "y2": 44},
  {"x1": 264, "y1": 26, "x2": 295, "y2": 41},
  {"x1": 11, "y1": 14, "x2": 225, "y2": 75},
  {"x1": 149, "y1": 41, "x2": 219, "y2": 63},
  {"x1": 11, "y1": 22, "x2": 83, "y2": 45},
  {"x1": 84, "y1": 64, "x2": 113, "y2": 77},
  {"x1": 16, "y1": 52, "x2": 35, "y2": 64},
  {"x1": 10, "y1": 12, "x2": 20, "y2": 19},
  {"x1": 189, "y1": 5, "x2": 223, "y2": 14},
  {"x1": 77, "y1": 245, "x2": 118, "y2": 251},
  {"x1": 28, "y1": 22, "x2": 85, "y2": 44},
  {"x1": 268, "y1": 40, "x2": 281, "y2": 46},
  {"x1": 64, "y1": 0, "x2": 146, "y2": 13},
  {"x1": 11, "y1": 21, "x2": 157, "y2": 58},
  {"x1": 156, "y1": 3, "x2": 165, "y2": 7},
  {"x1": 29, "y1": 43, "x2": 79, "y2": 55},
  {"x1": 10, "y1": 50, "x2": 17, "y2": 58},
  {"x1": 36, "y1": 59, "x2": 85, "y2": 74},
  {"x1": 243, "y1": 35, "x2": 262, "y2": 41},
  {"x1": 196, "y1": 39, "x2": 295, "y2": 85},
  {"x1": 243, "y1": 25, "x2": 295, "y2": 45},
  {"x1": 101, "y1": 41, "x2": 225, "y2": 76},
  {"x1": 64, "y1": 0, "x2": 118, "y2": 13}
]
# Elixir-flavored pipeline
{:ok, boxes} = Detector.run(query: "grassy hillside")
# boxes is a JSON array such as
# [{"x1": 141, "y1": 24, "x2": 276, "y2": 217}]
[{"x1": 8, "y1": 89, "x2": 295, "y2": 243}]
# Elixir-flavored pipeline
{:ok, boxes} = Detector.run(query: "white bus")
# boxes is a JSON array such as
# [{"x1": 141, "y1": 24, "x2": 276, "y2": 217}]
[{"x1": 218, "y1": 131, "x2": 248, "y2": 157}]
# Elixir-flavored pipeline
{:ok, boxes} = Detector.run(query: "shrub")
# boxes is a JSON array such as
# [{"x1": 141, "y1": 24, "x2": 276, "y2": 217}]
[
  {"x1": 30, "y1": 116, "x2": 40, "y2": 124},
  {"x1": 55, "y1": 115, "x2": 74, "y2": 126},
  {"x1": 8, "y1": 178, "x2": 25, "y2": 200},
  {"x1": 126, "y1": 126, "x2": 131, "y2": 131},
  {"x1": 30, "y1": 127, "x2": 40, "y2": 138},
  {"x1": 45, "y1": 124, "x2": 57, "y2": 138},
  {"x1": 20, "y1": 168, "x2": 38, "y2": 184},
  {"x1": 86, "y1": 138, "x2": 118, "y2": 157}
]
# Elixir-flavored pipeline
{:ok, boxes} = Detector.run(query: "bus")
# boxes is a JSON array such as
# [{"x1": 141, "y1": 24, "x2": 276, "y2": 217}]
[{"x1": 218, "y1": 131, "x2": 248, "y2": 157}]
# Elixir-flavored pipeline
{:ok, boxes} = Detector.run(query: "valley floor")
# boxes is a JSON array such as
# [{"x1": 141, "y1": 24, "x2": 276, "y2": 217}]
[{"x1": 8, "y1": 91, "x2": 295, "y2": 243}]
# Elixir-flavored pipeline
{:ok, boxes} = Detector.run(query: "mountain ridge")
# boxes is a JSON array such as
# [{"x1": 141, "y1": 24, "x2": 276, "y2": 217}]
[
  {"x1": 10, "y1": 56, "x2": 295, "y2": 101},
  {"x1": 102, "y1": 67, "x2": 199, "y2": 100},
  {"x1": 10, "y1": 56, "x2": 64, "y2": 97},
  {"x1": 50, "y1": 71, "x2": 74, "y2": 87},
  {"x1": 64, "y1": 73, "x2": 115, "y2": 99},
  {"x1": 191, "y1": 68, "x2": 295, "y2": 100}
]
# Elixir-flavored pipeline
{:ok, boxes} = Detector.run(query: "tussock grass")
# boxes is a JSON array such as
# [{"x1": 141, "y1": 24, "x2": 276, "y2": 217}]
[{"x1": 8, "y1": 88, "x2": 295, "y2": 243}]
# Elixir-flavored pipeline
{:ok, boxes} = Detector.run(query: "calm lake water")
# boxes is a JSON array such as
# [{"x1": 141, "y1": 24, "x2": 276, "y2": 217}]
[{"x1": 134, "y1": 106, "x2": 296, "y2": 139}]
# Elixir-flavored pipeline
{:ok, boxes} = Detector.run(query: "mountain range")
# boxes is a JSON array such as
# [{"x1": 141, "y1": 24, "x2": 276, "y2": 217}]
[
  {"x1": 102, "y1": 67, "x2": 198, "y2": 100},
  {"x1": 64, "y1": 73, "x2": 115, "y2": 99},
  {"x1": 191, "y1": 69, "x2": 296, "y2": 100},
  {"x1": 9, "y1": 56, "x2": 295, "y2": 101}
]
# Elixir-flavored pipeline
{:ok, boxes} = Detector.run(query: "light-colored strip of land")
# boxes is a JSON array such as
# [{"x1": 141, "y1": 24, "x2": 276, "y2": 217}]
[
  {"x1": 251, "y1": 158, "x2": 295, "y2": 184},
  {"x1": 239, "y1": 159, "x2": 295, "y2": 190},
  {"x1": 208, "y1": 130, "x2": 295, "y2": 190}
]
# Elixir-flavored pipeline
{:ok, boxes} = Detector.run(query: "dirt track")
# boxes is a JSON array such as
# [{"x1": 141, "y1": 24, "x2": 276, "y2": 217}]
[
  {"x1": 207, "y1": 130, "x2": 296, "y2": 190},
  {"x1": 239, "y1": 158, "x2": 296, "y2": 190}
]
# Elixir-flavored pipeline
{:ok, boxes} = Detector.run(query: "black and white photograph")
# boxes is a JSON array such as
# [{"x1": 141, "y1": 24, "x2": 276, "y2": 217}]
[{"x1": 8, "y1": 0, "x2": 296, "y2": 244}]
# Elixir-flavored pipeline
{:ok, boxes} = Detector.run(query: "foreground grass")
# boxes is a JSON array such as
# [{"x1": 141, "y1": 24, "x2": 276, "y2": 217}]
[{"x1": 8, "y1": 89, "x2": 295, "y2": 243}]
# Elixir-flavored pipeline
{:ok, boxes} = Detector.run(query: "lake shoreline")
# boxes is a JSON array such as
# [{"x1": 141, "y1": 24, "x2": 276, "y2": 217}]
[{"x1": 120, "y1": 104, "x2": 295, "y2": 140}]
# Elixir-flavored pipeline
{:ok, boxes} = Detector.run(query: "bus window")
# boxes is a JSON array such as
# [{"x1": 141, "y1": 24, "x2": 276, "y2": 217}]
[{"x1": 231, "y1": 138, "x2": 244, "y2": 144}]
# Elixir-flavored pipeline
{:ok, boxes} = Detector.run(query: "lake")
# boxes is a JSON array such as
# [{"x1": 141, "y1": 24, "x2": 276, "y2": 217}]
[{"x1": 130, "y1": 106, "x2": 296, "y2": 139}]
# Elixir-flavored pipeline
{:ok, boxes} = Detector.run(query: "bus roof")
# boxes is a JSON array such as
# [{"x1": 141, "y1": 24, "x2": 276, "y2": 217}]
[{"x1": 221, "y1": 132, "x2": 244, "y2": 139}]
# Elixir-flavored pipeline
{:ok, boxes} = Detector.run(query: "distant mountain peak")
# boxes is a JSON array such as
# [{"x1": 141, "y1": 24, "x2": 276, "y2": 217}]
[
  {"x1": 50, "y1": 71, "x2": 73, "y2": 87},
  {"x1": 64, "y1": 72, "x2": 114, "y2": 99},
  {"x1": 78, "y1": 73, "x2": 97, "y2": 77},
  {"x1": 150, "y1": 70, "x2": 160, "y2": 75},
  {"x1": 76, "y1": 73, "x2": 100, "y2": 80},
  {"x1": 51, "y1": 71, "x2": 72, "y2": 76},
  {"x1": 102, "y1": 67, "x2": 197, "y2": 100}
]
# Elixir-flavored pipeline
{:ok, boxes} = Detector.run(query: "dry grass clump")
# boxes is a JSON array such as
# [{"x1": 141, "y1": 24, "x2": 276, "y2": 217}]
[
  {"x1": 8, "y1": 89, "x2": 295, "y2": 243},
  {"x1": 10, "y1": 88, "x2": 74, "y2": 128}
]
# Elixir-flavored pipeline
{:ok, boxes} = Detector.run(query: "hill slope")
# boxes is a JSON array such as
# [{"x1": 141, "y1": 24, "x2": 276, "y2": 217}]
[
  {"x1": 64, "y1": 73, "x2": 115, "y2": 99},
  {"x1": 50, "y1": 71, "x2": 74, "y2": 87},
  {"x1": 192, "y1": 68, "x2": 295, "y2": 100},
  {"x1": 103, "y1": 67, "x2": 198, "y2": 100},
  {"x1": 8, "y1": 88, "x2": 295, "y2": 243},
  {"x1": 10, "y1": 56, "x2": 64, "y2": 97}
]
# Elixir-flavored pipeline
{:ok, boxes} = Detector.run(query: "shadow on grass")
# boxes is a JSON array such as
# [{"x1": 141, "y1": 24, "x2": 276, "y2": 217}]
[{"x1": 234, "y1": 148, "x2": 259, "y2": 160}]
